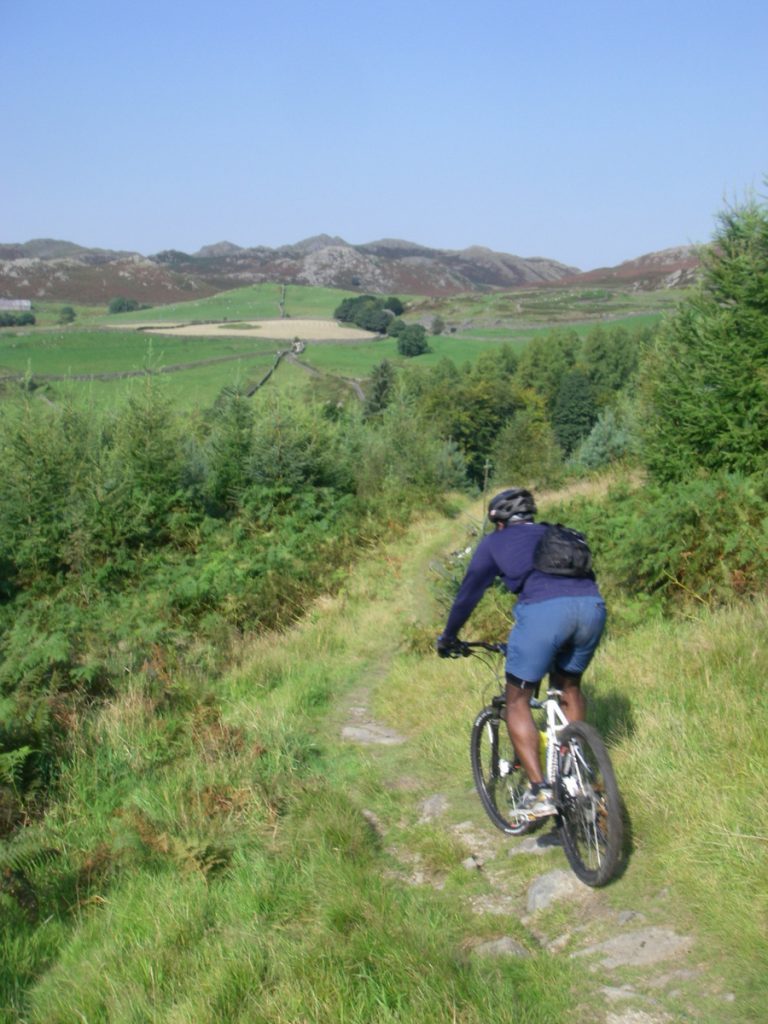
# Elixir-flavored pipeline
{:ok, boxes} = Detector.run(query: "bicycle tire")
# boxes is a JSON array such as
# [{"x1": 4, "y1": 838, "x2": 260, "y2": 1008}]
[
  {"x1": 556, "y1": 720, "x2": 623, "y2": 886},
  {"x1": 470, "y1": 705, "x2": 533, "y2": 835}
]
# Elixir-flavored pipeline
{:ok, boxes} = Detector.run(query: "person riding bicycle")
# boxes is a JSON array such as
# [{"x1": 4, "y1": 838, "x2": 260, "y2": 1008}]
[{"x1": 437, "y1": 487, "x2": 606, "y2": 819}]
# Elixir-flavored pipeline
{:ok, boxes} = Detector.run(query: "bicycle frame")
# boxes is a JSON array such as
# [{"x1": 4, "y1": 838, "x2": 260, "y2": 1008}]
[
  {"x1": 531, "y1": 690, "x2": 570, "y2": 786},
  {"x1": 452, "y1": 640, "x2": 570, "y2": 784}
]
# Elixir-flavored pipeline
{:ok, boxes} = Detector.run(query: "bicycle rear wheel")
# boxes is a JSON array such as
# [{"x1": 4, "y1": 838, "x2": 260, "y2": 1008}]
[
  {"x1": 470, "y1": 705, "x2": 533, "y2": 835},
  {"x1": 556, "y1": 721, "x2": 623, "y2": 886}
]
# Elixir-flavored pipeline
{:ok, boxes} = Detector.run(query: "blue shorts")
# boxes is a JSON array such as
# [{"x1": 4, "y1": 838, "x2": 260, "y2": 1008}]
[{"x1": 505, "y1": 596, "x2": 607, "y2": 684}]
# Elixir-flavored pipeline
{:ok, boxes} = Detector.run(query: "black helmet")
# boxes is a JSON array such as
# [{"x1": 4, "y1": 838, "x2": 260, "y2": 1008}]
[{"x1": 488, "y1": 488, "x2": 536, "y2": 523}]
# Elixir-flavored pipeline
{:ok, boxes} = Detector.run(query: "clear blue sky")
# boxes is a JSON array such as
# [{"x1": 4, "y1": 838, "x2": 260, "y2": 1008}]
[{"x1": 4, "y1": 0, "x2": 767, "y2": 270}]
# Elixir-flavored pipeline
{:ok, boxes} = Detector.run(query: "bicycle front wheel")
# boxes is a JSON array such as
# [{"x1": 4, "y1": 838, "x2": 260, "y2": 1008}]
[
  {"x1": 556, "y1": 720, "x2": 623, "y2": 886},
  {"x1": 470, "y1": 705, "x2": 533, "y2": 835}
]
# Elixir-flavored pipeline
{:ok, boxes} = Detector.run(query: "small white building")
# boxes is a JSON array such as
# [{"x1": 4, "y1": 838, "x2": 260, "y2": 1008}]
[{"x1": 0, "y1": 299, "x2": 32, "y2": 311}]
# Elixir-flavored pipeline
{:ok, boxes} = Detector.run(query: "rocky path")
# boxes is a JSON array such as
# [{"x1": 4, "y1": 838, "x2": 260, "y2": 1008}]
[{"x1": 336, "y1": 663, "x2": 737, "y2": 1024}]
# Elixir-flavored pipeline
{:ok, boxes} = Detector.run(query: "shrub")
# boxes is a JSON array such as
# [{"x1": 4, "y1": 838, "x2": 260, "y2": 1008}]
[
  {"x1": 0, "y1": 311, "x2": 35, "y2": 327},
  {"x1": 355, "y1": 400, "x2": 466, "y2": 510},
  {"x1": 573, "y1": 405, "x2": 635, "y2": 470},
  {"x1": 396, "y1": 325, "x2": 430, "y2": 357},
  {"x1": 490, "y1": 393, "x2": 563, "y2": 487},
  {"x1": 0, "y1": 401, "x2": 101, "y2": 582},
  {"x1": 108, "y1": 297, "x2": 139, "y2": 314},
  {"x1": 553, "y1": 472, "x2": 768, "y2": 608}
]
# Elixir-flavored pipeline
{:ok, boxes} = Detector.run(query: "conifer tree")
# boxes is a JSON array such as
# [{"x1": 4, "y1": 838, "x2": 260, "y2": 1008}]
[
  {"x1": 641, "y1": 192, "x2": 768, "y2": 481},
  {"x1": 363, "y1": 359, "x2": 396, "y2": 420}
]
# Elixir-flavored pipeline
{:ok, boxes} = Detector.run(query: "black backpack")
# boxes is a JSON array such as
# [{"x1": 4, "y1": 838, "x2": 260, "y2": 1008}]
[{"x1": 533, "y1": 523, "x2": 594, "y2": 578}]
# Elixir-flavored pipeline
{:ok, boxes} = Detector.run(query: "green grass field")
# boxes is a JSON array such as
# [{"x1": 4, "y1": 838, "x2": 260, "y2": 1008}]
[
  {"x1": 0, "y1": 329, "x2": 280, "y2": 377},
  {"x1": 101, "y1": 283, "x2": 389, "y2": 325},
  {"x1": 0, "y1": 328, "x2": 289, "y2": 409},
  {"x1": 48, "y1": 354, "x2": 303, "y2": 411},
  {"x1": 297, "y1": 331, "x2": 533, "y2": 377}
]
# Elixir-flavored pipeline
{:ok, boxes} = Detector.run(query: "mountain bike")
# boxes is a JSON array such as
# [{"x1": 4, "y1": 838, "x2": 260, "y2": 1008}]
[{"x1": 448, "y1": 640, "x2": 623, "y2": 887}]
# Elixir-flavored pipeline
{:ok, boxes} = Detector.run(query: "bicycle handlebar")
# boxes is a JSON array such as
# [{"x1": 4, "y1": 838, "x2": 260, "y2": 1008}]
[{"x1": 440, "y1": 639, "x2": 506, "y2": 658}]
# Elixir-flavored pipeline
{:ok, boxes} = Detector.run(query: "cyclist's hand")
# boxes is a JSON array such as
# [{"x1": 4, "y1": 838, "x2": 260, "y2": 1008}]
[
  {"x1": 436, "y1": 635, "x2": 467, "y2": 658},
  {"x1": 436, "y1": 634, "x2": 454, "y2": 658}
]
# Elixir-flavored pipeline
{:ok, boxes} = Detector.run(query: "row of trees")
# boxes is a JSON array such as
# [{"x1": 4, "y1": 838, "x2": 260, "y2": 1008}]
[
  {"x1": 362, "y1": 189, "x2": 767, "y2": 504},
  {"x1": 334, "y1": 294, "x2": 431, "y2": 356},
  {"x1": 108, "y1": 297, "x2": 152, "y2": 314},
  {"x1": 334, "y1": 294, "x2": 405, "y2": 332},
  {"x1": 465, "y1": 191, "x2": 768, "y2": 612},
  {"x1": 0, "y1": 311, "x2": 35, "y2": 327}
]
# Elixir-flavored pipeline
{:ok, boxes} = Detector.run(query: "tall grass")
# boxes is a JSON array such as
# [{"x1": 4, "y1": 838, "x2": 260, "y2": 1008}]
[{"x1": 600, "y1": 603, "x2": 768, "y2": 953}]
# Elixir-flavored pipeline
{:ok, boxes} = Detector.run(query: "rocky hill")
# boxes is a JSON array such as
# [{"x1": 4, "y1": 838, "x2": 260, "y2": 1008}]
[
  {"x1": 559, "y1": 245, "x2": 700, "y2": 291},
  {"x1": 0, "y1": 235, "x2": 700, "y2": 304}
]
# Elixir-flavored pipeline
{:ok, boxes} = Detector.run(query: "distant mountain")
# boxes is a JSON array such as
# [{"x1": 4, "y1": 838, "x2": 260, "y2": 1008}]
[
  {"x1": 0, "y1": 236, "x2": 700, "y2": 305},
  {"x1": 0, "y1": 238, "x2": 139, "y2": 262},
  {"x1": 561, "y1": 246, "x2": 700, "y2": 290},
  {"x1": 193, "y1": 241, "x2": 244, "y2": 258}
]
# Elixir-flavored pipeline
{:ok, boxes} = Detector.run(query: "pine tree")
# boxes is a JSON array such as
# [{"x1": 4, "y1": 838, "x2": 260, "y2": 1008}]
[
  {"x1": 641, "y1": 193, "x2": 768, "y2": 481},
  {"x1": 363, "y1": 359, "x2": 396, "y2": 420},
  {"x1": 551, "y1": 369, "x2": 598, "y2": 454}
]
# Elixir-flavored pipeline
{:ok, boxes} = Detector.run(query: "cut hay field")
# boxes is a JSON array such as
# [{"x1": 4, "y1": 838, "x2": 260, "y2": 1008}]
[{"x1": 147, "y1": 318, "x2": 377, "y2": 342}]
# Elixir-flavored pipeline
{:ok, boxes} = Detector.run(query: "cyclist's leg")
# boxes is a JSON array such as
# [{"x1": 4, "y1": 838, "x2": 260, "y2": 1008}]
[
  {"x1": 505, "y1": 677, "x2": 543, "y2": 784},
  {"x1": 551, "y1": 668, "x2": 585, "y2": 721}
]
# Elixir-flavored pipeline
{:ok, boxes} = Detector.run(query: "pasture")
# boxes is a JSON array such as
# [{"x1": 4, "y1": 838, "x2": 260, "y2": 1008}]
[
  {"x1": 101, "y1": 283, "x2": 385, "y2": 325},
  {"x1": 0, "y1": 328, "x2": 280, "y2": 377}
]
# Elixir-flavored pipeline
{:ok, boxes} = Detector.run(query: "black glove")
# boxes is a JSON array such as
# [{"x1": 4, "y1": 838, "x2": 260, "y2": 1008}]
[{"x1": 436, "y1": 634, "x2": 463, "y2": 658}]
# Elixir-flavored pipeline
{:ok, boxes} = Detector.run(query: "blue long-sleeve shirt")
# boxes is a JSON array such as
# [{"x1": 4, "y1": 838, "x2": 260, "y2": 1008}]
[{"x1": 442, "y1": 521, "x2": 602, "y2": 639}]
